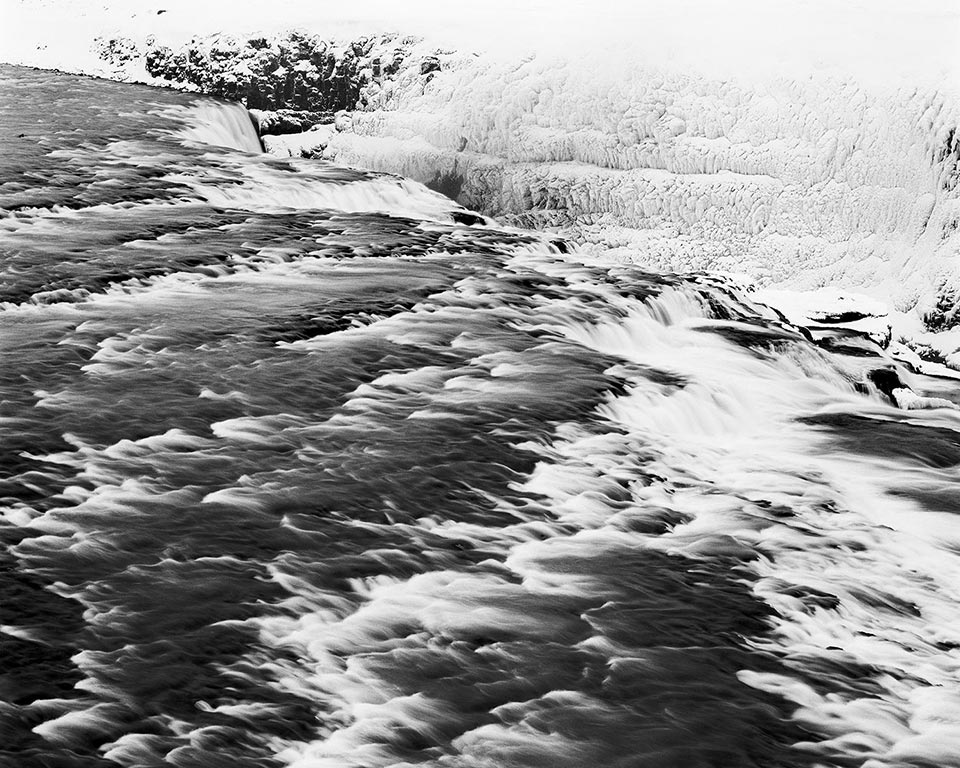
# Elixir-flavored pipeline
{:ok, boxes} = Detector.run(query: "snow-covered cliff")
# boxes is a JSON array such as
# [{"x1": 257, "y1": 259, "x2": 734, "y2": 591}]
[{"x1": 4, "y1": 0, "x2": 960, "y2": 345}]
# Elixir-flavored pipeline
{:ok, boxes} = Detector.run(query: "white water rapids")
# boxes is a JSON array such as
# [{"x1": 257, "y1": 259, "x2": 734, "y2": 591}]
[{"x1": 2, "y1": 66, "x2": 960, "y2": 768}]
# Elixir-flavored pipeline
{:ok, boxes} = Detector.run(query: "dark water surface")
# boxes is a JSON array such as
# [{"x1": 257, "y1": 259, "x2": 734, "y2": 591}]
[{"x1": 3, "y1": 65, "x2": 960, "y2": 768}]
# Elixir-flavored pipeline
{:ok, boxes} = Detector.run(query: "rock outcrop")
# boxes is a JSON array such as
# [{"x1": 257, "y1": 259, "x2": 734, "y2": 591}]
[{"x1": 95, "y1": 30, "x2": 442, "y2": 125}]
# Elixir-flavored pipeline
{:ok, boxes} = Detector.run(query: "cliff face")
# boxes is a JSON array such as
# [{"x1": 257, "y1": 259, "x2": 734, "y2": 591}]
[
  {"x1": 97, "y1": 31, "x2": 439, "y2": 114},
  {"x1": 145, "y1": 32, "x2": 371, "y2": 111}
]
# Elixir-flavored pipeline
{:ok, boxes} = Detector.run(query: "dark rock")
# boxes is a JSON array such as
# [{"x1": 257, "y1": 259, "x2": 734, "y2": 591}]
[
  {"x1": 352, "y1": 37, "x2": 374, "y2": 57},
  {"x1": 382, "y1": 50, "x2": 404, "y2": 77},
  {"x1": 809, "y1": 310, "x2": 874, "y2": 323},
  {"x1": 420, "y1": 56, "x2": 441, "y2": 75},
  {"x1": 252, "y1": 109, "x2": 334, "y2": 136},
  {"x1": 923, "y1": 288, "x2": 960, "y2": 330},
  {"x1": 694, "y1": 320, "x2": 803, "y2": 350},
  {"x1": 451, "y1": 211, "x2": 485, "y2": 226},
  {"x1": 908, "y1": 342, "x2": 948, "y2": 366},
  {"x1": 95, "y1": 36, "x2": 139, "y2": 66},
  {"x1": 142, "y1": 32, "x2": 377, "y2": 111},
  {"x1": 427, "y1": 169, "x2": 464, "y2": 202},
  {"x1": 935, "y1": 125, "x2": 960, "y2": 192},
  {"x1": 810, "y1": 327, "x2": 884, "y2": 357},
  {"x1": 867, "y1": 368, "x2": 905, "y2": 402}
]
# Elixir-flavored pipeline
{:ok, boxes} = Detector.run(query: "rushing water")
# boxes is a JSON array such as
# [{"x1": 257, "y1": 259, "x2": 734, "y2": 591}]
[{"x1": 3, "y1": 64, "x2": 960, "y2": 768}]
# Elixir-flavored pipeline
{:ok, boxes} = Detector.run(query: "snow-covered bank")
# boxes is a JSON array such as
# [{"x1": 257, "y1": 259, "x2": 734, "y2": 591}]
[{"x1": 4, "y1": 0, "x2": 960, "y2": 354}]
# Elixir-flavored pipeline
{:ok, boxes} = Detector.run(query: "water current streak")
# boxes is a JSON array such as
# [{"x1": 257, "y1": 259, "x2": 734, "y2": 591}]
[{"x1": 3, "y1": 65, "x2": 960, "y2": 768}]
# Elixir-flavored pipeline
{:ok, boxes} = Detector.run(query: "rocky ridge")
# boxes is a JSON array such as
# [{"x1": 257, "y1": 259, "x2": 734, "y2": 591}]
[{"x1": 95, "y1": 30, "x2": 445, "y2": 132}]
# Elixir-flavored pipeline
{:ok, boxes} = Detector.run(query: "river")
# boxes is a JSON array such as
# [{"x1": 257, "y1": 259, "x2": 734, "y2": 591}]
[{"x1": 3, "y1": 64, "x2": 960, "y2": 768}]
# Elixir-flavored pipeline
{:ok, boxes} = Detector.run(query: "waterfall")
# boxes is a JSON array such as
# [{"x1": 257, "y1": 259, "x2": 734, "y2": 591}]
[{"x1": 175, "y1": 100, "x2": 264, "y2": 154}]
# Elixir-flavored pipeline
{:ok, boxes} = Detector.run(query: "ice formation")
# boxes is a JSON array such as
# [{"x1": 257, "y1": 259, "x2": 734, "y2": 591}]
[{"x1": 315, "y1": 58, "x2": 958, "y2": 321}]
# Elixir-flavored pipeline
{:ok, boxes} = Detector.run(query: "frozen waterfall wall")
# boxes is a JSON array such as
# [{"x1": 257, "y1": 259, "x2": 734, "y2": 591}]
[{"x1": 321, "y1": 55, "x2": 960, "y2": 322}]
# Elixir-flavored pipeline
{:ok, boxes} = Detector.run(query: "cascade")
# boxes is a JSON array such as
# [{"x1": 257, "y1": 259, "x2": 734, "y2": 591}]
[{"x1": 175, "y1": 100, "x2": 264, "y2": 154}]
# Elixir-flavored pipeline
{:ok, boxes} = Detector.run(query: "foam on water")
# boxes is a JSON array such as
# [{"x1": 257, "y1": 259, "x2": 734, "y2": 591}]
[
  {"x1": 168, "y1": 159, "x2": 478, "y2": 223},
  {"x1": 224, "y1": 249, "x2": 960, "y2": 767},
  {"x1": 534, "y1": 284, "x2": 960, "y2": 767}
]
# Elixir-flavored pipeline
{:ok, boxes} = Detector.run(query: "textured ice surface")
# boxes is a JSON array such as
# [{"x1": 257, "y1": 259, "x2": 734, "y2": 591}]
[{"x1": 321, "y1": 58, "x2": 960, "y2": 319}]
